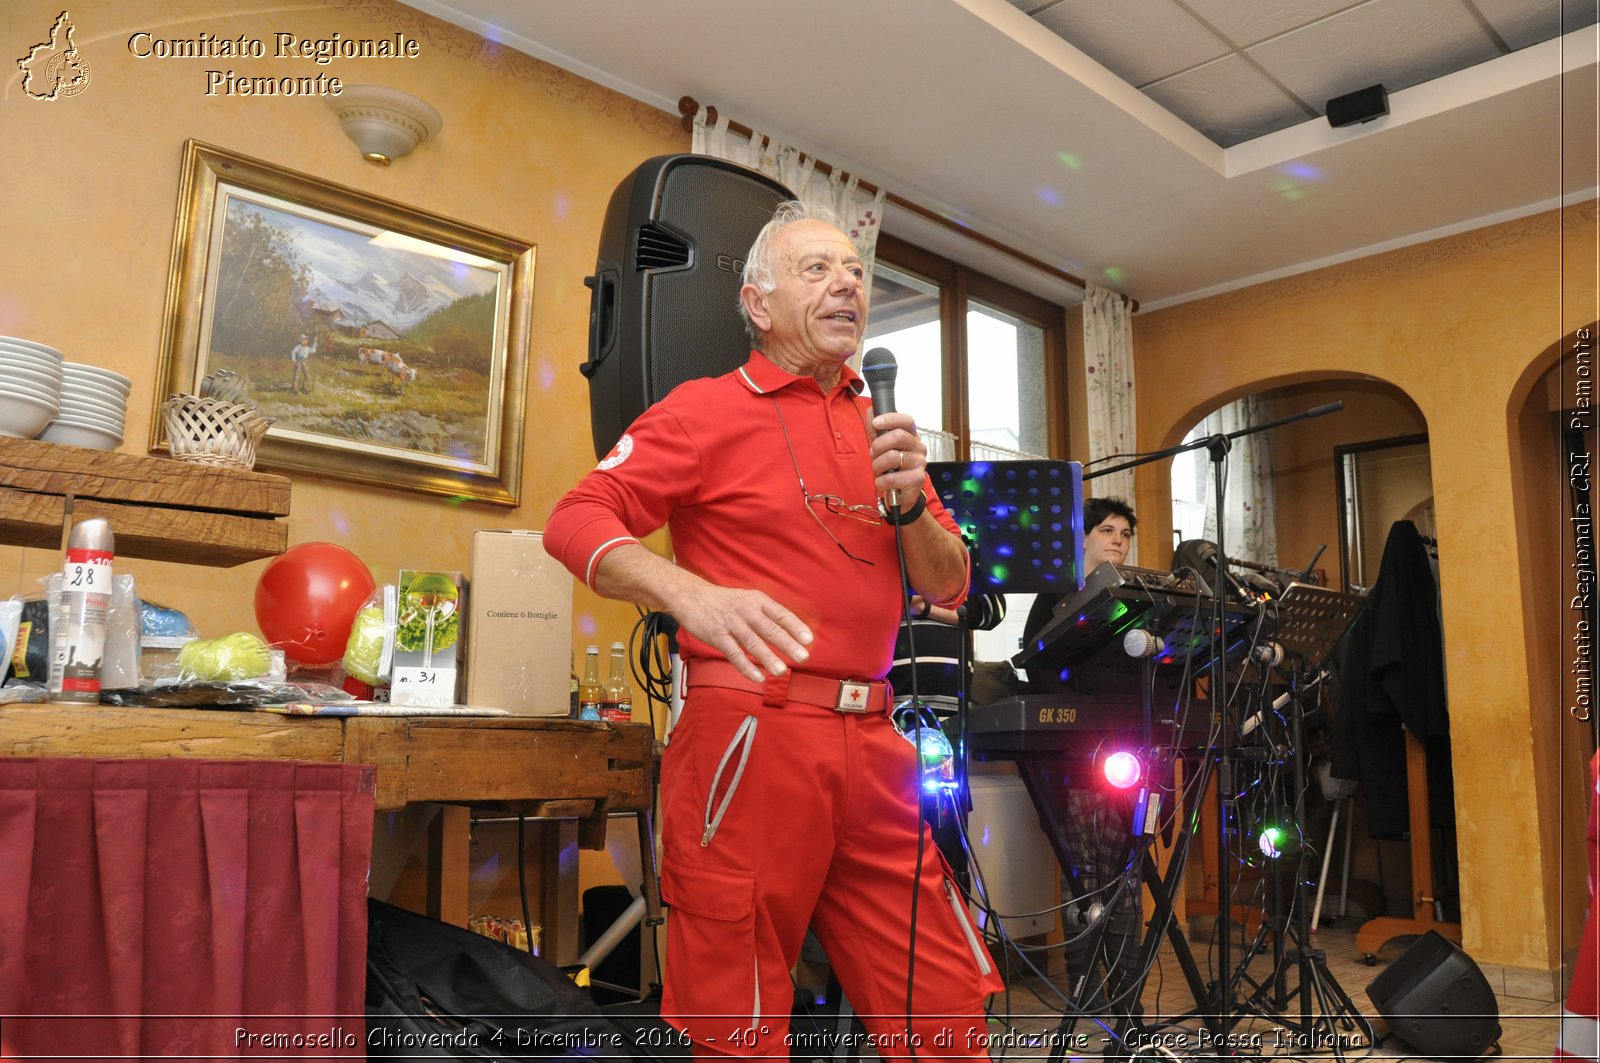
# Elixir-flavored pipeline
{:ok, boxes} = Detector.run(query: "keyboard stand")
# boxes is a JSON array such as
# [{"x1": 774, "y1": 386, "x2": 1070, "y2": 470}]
[{"x1": 1009, "y1": 749, "x2": 1225, "y2": 1060}]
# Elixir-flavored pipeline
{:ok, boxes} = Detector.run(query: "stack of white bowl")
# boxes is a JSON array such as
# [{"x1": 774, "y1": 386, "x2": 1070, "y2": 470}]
[
  {"x1": 0, "y1": 336, "x2": 64, "y2": 439},
  {"x1": 41, "y1": 362, "x2": 131, "y2": 450}
]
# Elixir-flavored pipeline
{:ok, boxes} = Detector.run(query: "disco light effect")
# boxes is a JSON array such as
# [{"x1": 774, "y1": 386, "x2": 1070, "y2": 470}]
[
  {"x1": 1102, "y1": 751, "x2": 1142, "y2": 790},
  {"x1": 896, "y1": 707, "x2": 958, "y2": 794}
]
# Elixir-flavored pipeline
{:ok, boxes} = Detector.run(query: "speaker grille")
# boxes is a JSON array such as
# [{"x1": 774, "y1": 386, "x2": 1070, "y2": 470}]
[
  {"x1": 645, "y1": 164, "x2": 790, "y2": 402},
  {"x1": 585, "y1": 154, "x2": 792, "y2": 459},
  {"x1": 634, "y1": 224, "x2": 691, "y2": 271}
]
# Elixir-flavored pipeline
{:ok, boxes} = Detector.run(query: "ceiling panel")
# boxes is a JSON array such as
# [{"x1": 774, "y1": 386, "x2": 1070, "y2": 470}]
[
  {"x1": 1143, "y1": 55, "x2": 1309, "y2": 145},
  {"x1": 1247, "y1": 0, "x2": 1503, "y2": 109},
  {"x1": 1032, "y1": 0, "x2": 1230, "y2": 86},
  {"x1": 413, "y1": 0, "x2": 1598, "y2": 305},
  {"x1": 1476, "y1": 0, "x2": 1600, "y2": 50},
  {"x1": 1178, "y1": 0, "x2": 1366, "y2": 46}
]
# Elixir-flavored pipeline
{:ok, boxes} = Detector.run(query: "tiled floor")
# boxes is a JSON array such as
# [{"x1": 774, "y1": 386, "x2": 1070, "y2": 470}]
[{"x1": 982, "y1": 915, "x2": 1560, "y2": 1060}]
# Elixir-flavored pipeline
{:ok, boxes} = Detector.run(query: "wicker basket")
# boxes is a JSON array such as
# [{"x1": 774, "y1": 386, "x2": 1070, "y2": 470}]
[{"x1": 161, "y1": 393, "x2": 273, "y2": 471}]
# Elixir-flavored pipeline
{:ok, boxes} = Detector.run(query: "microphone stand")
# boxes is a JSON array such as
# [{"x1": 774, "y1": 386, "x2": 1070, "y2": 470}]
[{"x1": 1086, "y1": 400, "x2": 1342, "y2": 1039}]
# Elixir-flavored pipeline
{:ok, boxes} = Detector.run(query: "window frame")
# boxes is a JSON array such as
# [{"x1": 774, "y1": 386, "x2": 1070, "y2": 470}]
[{"x1": 872, "y1": 233, "x2": 1068, "y2": 460}]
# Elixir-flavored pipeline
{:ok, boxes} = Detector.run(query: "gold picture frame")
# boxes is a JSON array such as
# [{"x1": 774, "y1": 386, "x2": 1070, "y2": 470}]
[{"x1": 152, "y1": 141, "x2": 534, "y2": 506}]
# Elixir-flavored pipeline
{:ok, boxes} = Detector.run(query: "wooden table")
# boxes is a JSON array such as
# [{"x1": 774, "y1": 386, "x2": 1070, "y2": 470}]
[{"x1": 0, "y1": 703, "x2": 657, "y2": 959}]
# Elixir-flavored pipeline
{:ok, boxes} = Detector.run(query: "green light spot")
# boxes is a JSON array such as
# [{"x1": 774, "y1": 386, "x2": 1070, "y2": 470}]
[
  {"x1": 1103, "y1": 266, "x2": 1126, "y2": 283},
  {"x1": 1055, "y1": 152, "x2": 1083, "y2": 171}
]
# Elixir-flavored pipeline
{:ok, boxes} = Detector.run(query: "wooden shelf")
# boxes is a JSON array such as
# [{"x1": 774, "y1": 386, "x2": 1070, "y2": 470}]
[{"x1": 0, "y1": 437, "x2": 291, "y2": 566}]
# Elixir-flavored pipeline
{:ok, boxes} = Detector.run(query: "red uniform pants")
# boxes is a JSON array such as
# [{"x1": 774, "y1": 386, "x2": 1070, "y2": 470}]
[{"x1": 658, "y1": 684, "x2": 1004, "y2": 1060}]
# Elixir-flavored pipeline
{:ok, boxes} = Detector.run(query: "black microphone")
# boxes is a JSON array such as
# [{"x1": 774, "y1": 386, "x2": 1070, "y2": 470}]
[
  {"x1": 1189, "y1": 540, "x2": 1257, "y2": 604},
  {"x1": 861, "y1": 348, "x2": 898, "y2": 421},
  {"x1": 1297, "y1": 544, "x2": 1326, "y2": 584},
  {"x1": 860, "y1": 348, "x2": 900, "y2": 506}
]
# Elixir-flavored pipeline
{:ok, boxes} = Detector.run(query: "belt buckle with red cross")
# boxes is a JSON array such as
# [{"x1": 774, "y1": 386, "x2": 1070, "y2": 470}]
[{"x1": 835, "y1": 680, "x2": 872, "y2": 713}]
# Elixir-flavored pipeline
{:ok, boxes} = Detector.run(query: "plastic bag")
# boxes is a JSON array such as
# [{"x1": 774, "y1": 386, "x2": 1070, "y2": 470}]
[
  {"x1": 101, "y1": 575, "x2": 142, "y2": 691},
  {"x1": 0, "y1": 600, "x2": 20, "y2": 686},
  {"x1": 172, "y1": 632, "x2": 279, "y2": 683},
  {"x1": 99, "y1": 679, "x2": 354, "y2": 708},
  {"x1": 343, "y1": 585, "x2": 397, "y2": 686}
]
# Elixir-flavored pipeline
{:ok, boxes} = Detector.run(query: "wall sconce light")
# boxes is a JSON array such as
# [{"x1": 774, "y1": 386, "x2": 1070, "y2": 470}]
[{"x1": 328, "y1": 85, "x2": 442, "y2": 165}]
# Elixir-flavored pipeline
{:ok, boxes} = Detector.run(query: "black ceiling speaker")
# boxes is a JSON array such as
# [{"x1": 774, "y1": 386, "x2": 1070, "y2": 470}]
[
  {"x1": 1366, "y1": 931, "x2": 1501, "y2": 1059},
  {"x1": 581, "y1": 154, "x2": 793, "y2": 460},
  {"x1": 1326, "y1": 83, "x2": 1389, "y2": 127}
]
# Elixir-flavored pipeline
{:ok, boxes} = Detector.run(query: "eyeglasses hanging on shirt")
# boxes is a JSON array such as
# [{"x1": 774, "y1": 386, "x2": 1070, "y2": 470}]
[{"x1": 771, "y1": 397, "x2": 880, "y2": 566}]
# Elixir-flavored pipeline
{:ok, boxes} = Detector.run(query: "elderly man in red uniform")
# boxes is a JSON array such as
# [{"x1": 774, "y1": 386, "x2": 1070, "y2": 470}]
[{"x1": 545, "y1": 201, "x2": 1003, "y2": 1059}]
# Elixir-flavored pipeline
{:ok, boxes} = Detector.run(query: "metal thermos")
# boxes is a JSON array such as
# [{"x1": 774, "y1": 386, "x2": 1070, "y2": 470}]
[{"x1": 50, "y1": 518, "x2": 115, "y2": 704}]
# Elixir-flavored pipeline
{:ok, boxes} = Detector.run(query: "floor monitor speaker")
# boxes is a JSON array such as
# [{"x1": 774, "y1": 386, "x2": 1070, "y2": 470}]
[
  {"x1": 1366, "y1": 930, "x2": 1500, "y2": 1059},
  {"x1": 582, "y1": 154, "x2": 792, "y2": 460}
]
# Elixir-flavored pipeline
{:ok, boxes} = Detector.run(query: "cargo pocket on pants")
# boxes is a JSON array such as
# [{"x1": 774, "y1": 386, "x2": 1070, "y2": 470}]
[
  {"x1": 932, "y1": 848, "x2": 1003, "y2": 993},
  {"x1": 660, "y1": 855, "x2": 762, "y2": 1033}
]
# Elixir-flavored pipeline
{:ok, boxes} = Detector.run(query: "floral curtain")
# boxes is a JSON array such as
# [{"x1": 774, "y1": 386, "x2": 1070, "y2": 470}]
[
  {"x1": 1199, "y1": 395, "x2": 1279, "y2": 565},
  {"x1": 691, "y1": 105, "x2": 886, "y2": 286},
  {"x1": 1082, "y1": 282, "x2": 1137, "y2": 562}
]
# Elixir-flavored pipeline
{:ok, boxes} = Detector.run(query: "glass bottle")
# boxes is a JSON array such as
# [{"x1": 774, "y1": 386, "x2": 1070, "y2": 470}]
[
  {"x1": 578, "y1": 645, "x2": 602, "y2": 721},
  {"x1": 569, "y1": 649, "x2": 580, "y2": 718},
  {"x1": 601, "y1": 641, "x2": 633, "y2": 723}
]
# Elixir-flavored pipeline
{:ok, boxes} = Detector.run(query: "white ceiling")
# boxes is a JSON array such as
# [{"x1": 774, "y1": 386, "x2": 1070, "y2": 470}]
[
  {"x1": 411, "y1": 0, "x2": 1599, "y2": 310},
  {"x1": 1018, "y1": 0, "x2": 1593, "y2": 146}
]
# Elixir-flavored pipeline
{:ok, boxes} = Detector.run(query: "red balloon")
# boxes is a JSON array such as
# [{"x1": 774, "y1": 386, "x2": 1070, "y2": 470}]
[{"x1": 254, "y1": 542, "x2": 377, "y2": 665}]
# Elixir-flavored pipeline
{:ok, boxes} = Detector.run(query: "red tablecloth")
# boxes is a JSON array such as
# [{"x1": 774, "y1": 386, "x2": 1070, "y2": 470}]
[{"x1": 0, "y1": 758, "x2": 373, "y2": 1060}]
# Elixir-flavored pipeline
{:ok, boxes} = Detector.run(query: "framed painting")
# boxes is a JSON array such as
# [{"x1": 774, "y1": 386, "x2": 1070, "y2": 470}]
[{"x1": 152, "y1": 141, "x2": 534, "y2": 506}]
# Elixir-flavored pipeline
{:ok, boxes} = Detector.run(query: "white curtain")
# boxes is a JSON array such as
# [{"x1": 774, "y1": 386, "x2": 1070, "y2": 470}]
[
  {"x1": 691, "y1": 106, "x2": 886, "y2": 285},
  {"x1": 1199, "y1": 396, "x2": 1279, "y2": 565},
  {"x1": 1082, "y1": 282, "x2": 1137, "y2": 562}
]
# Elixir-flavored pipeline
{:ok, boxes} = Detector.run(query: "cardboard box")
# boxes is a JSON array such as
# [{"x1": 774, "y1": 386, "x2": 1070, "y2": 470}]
[
  {"x1": 391, "y1": 569, "x2": 464, "y2": 708},
  {"x1": 465, "y1": 530, "x2": 573, "y2": 716}
]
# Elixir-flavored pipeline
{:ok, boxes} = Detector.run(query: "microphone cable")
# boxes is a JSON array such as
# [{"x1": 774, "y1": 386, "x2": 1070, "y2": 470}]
[{"x1": 890, "y1": 507, "x2": 927, "y2": 1062}]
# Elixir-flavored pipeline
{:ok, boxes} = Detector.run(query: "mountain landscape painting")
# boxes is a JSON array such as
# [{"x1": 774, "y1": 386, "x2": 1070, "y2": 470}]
[{"x1": 200, "y1": 193, "x2": 508, "y2": 468}]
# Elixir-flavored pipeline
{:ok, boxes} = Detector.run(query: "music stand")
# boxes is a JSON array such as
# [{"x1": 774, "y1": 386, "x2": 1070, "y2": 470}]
[
  {"x1": 927, "y1": 460, "x2": 1085, "y2": 596},
  {"x1": 1233, "y1": 582, "x2": 1373, "y2": 1056}
]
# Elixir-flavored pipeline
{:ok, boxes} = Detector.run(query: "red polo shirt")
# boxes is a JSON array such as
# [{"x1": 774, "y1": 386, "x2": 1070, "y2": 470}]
[{"x1": 545, "y1": 351, "x2": 969, "y2": 680}]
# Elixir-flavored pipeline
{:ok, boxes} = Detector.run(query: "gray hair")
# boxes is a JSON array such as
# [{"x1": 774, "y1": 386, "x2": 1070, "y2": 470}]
[{"x1": 738, "y1": 200, "x2": 857, "y2": 347}]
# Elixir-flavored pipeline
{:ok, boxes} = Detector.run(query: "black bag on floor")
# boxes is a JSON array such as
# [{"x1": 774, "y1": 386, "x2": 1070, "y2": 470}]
[
  {"x1": 600, "y1": 993, "x2": 691, "y2": 1062},
  {"x1": 366, "y1": 898, "x2": 630, "y2": 1059}
]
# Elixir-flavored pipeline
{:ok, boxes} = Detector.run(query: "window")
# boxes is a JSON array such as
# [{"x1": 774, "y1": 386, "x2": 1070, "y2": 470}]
[
  {"x1": 864, "y1": 235, "x2": 1068, "y2": 661},
  {"x1": 966, "y1": 299, "x2": 1049, "y2": 460}
]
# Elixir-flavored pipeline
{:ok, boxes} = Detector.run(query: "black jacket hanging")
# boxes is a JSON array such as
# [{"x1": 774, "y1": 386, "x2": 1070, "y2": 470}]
[{"x1": 1330, "y1": 520, "x2": 1453, "y2": 837}]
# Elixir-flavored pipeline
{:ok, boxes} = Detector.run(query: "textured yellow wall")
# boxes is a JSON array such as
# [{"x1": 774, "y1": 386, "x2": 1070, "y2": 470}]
[
  {"x1": 1, "y1": 0, "x2": 680, "y2": 662},
  {"x1": 2, "y1": 0, "x2": 687, "y2": 918},
  {"x1": 1132, "y1": 203, "x2": 1599, "y2": 971}
]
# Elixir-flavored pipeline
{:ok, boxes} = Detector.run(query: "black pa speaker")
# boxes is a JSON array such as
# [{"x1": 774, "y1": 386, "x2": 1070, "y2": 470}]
[
  {"x1": 1366, "y1": 931, "x2": 1501, "y2": 1059},
  {"x1": 1326, "y1": 83, "x2": 1389, "y2": 127},
  {"x1": 582, "y1": 154, "x2": 792, "y2": 459}
]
